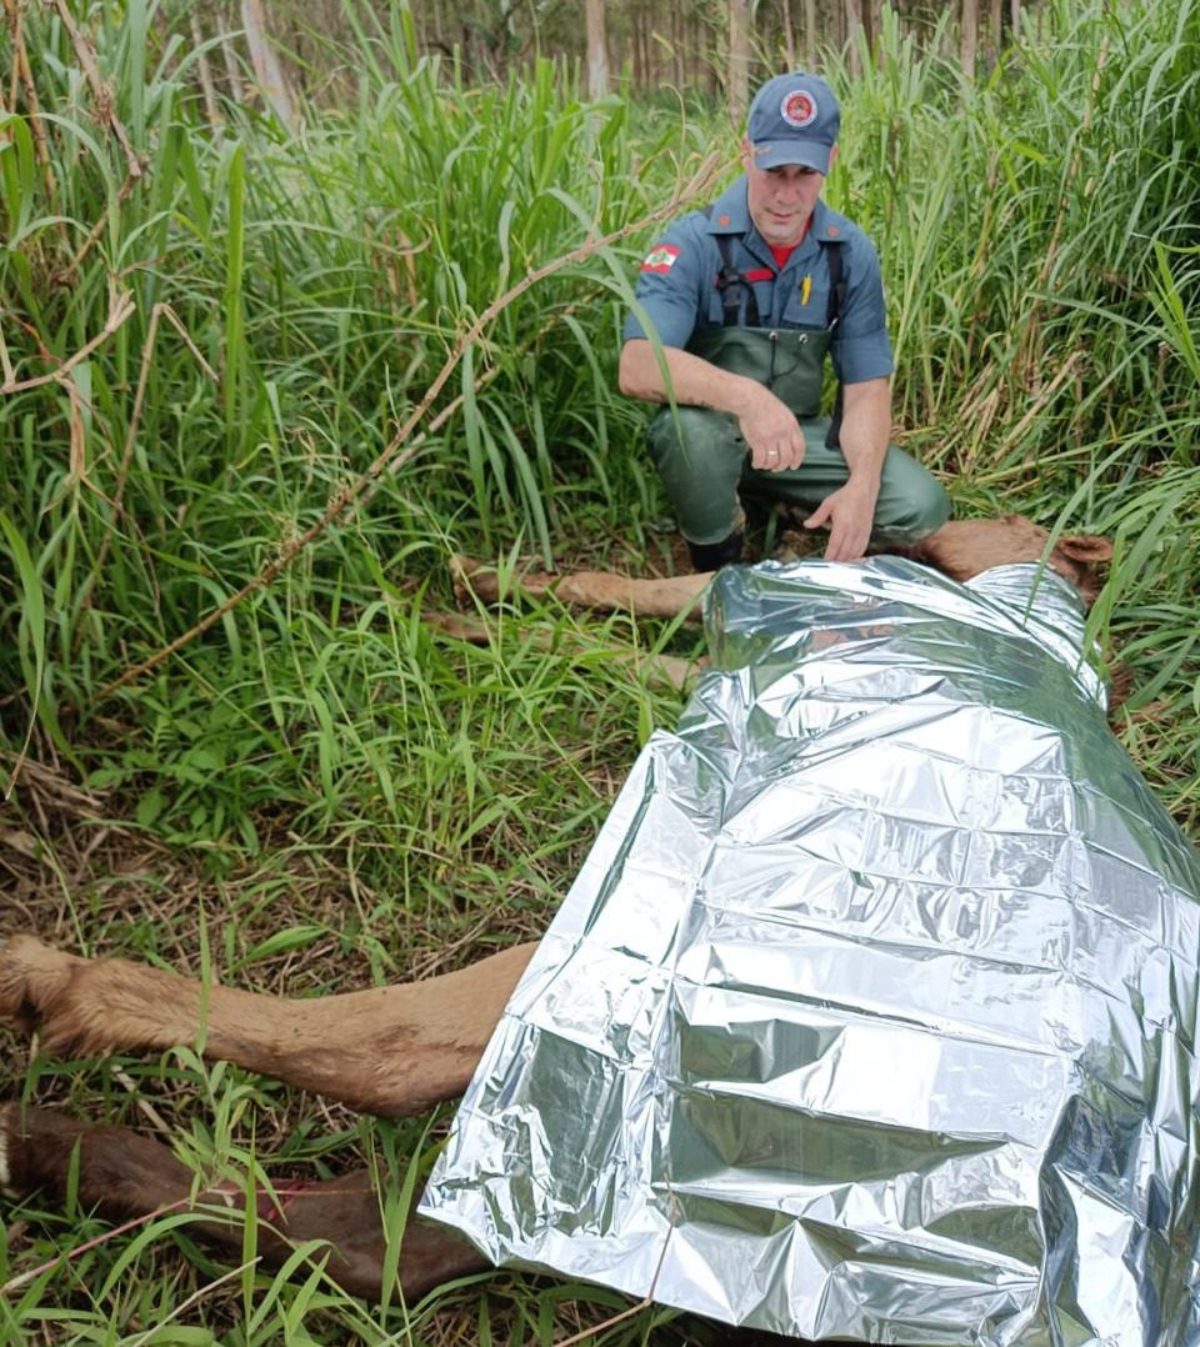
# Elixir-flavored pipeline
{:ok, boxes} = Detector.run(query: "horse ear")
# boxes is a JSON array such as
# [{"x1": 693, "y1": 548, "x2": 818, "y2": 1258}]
[{"x1": 1059, "y1": 534, "x2": 1114, "y2": 563}]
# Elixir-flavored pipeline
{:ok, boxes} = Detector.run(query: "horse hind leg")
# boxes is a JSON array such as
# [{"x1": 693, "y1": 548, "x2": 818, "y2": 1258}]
[{"x1": 0, "y1": 1102, "x2": 488, "y2": 1301}]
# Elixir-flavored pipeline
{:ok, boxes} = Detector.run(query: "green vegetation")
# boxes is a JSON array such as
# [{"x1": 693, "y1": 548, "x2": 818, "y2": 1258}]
[{"x1": 1, "y1": 0, "x2": 1198, "y2": 1341}]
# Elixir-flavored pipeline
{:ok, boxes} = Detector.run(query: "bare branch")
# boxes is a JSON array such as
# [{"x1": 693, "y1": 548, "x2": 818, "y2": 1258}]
[{"x1": 0, "y1": 288, "x2": 136, "y2": 395}]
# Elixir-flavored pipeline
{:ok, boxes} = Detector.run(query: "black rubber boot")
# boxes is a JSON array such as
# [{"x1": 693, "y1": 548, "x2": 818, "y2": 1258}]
[{"x1": 687, "y1": 530, "x2": 744, "y2": 573}]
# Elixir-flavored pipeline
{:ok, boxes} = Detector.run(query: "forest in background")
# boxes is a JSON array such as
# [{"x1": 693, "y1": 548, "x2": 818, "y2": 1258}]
[
  {"x1": 176, "y1": 0, "x2": 1050, "y2": 127},
  {"x1": 1, "y1": 0, "x2": 1199, "y2": 1341}
]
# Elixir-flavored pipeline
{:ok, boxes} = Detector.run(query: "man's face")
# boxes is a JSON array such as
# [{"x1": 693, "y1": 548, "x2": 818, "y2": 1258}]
[{"x1": 742, "y1": 140, "x2": 836, "y2": 247}]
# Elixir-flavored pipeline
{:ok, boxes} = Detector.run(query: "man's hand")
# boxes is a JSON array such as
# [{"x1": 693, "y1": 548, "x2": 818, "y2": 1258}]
[
  {"x1": 736, "y1": 385, "x2": 806, "y2": 472},
  {"x1": 619, "y1": 340, "x2": 804, "y2": 472},
  {"x1": 803, "y1": 476, "x2": 879, "y2": 561}
]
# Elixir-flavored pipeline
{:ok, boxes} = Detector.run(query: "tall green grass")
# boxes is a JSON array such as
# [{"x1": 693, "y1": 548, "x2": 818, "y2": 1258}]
[
  {"x1": 1, "y1": 0, "x2": 1199, "y2": 1341},
  {"x1": 836, "y1": 0, "x2": 1200, "y2": 468}
]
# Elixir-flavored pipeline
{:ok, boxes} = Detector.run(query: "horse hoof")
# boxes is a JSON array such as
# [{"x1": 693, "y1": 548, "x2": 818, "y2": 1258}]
[{"x1": 0, "y1": 936, "x2": 86, "y2": 1048}]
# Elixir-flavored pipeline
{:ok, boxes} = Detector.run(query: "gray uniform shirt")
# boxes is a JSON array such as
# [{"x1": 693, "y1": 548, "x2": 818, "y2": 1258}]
[{"x1": 623, "y1": 179, "x2": 893, "y2": 387}]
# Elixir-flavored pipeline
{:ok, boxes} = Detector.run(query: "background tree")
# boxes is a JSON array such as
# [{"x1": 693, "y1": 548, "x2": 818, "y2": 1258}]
[
  {"x1": 240, "y1": 0, "x2": 295, "y2": 128},
  {"x1": 961, "y1": 0, "x2": 979, "y2": 76},
  {"x1": 586, "y1": 0, "x2": 609, "y2": 98},
  {"x1": 990, "y1": 0, "x2": 1004, "y2": 59},
  {"x1": 728, "y1": 0, "x2": 751, "y2": 124},
  {"x1": 170, "y1": 0, "x2": 1045, "y2": 112},
  {"x1": 845, "y1": 0, "x2": 864, "y2": 76}
]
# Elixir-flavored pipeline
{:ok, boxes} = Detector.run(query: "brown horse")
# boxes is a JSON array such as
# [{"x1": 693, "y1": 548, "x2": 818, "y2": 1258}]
[{"x1": 0, "y1": 516, "x2": 1115, "y2": 1304}]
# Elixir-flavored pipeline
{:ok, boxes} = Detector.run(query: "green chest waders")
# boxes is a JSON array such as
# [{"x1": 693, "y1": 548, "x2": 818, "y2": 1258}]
[
  {"x1": 645, "y1": 322, "x2": 835, "y2": 554},
  {"x1": 688, "y1": 325, "x2": 830, "y2": 420}
]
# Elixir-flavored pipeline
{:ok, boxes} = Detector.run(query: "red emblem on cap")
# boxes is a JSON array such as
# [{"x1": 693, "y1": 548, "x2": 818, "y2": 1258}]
[
  {"x1": 718, "y1": 214, "x2": 731, "y2": 226},
  {"x1": 827, "y1": 225, "x2": 839, "y2": 237},
  {"x1": 781, "y1": 89, "x2": 818, "y2": 129}
]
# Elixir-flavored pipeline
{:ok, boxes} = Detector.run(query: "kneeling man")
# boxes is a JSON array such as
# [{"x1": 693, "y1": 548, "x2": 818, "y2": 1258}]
[{"x1": 619, "y1": 71, "x2": 950, "y2": 570}]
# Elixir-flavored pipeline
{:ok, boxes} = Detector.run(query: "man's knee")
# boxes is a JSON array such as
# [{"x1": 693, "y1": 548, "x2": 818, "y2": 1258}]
[
  {"x1": 646, "y1": 407, "x2": 746, "y2": 546},
  {"x1": 873, "y1": 455, "x2": 951, "y2": 545},
  {"x1": 646, "y1": 405, "x2": 740, "y2": 471}
]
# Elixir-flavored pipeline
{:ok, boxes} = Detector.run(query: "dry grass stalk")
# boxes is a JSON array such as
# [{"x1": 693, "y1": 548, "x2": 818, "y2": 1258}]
[
  {"x1": 0, "y1": 287, "x2": 136, "y2": 395},
  {"x1": 46, "y1": 0, "x2": 142, "y2": 181}
]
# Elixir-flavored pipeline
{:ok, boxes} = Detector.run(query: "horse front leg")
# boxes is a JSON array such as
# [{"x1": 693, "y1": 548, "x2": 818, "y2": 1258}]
[
  {"x1": 0, "y1": 935, "x2": 536, "y2": 1117},
  {"x1": 0, "y1": 1103, "x2": 489, "y2": 1301},
  {"x1": 452, "y1": 553, "x2": 710, "y2": 619}
]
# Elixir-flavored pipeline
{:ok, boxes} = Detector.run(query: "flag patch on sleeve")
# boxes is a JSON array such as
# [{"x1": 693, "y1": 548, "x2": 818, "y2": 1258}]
[{"x1": 641, "y1": 244, "x2": 680, "y2": 273}]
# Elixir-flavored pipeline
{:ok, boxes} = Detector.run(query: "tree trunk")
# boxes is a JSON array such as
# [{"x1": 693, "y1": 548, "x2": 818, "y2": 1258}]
[
  {"x1": 631, "y1": 3, "x2": 642, "y2": 89},
  {"x1": 585, "y1": 0, "x2": 608, "y2": 99},
  {"x1": 240, "y1": 0, "x2": 295, "y2": 130},
  {"x1": 687, "y1": 10, "x2": 698, "y2": 88},
  {"x1": 190, "y1": 11, "x2": 222, "y2": 126},
  {"x1": 728, "y1": 0, "x2": 751, "y2": 129},
  {"x1": 990, "y1": 0, "x2": 1004, "y2": 56},
  {"x1": 960, "y1": 0, "x2": 978, "y2": 78},
  {"x1": 781, "y1": 0, "x2": 797, "y2": 66},
  {"x1": 844, "y1": 0, "x2": 863, "y2": 77},
  {"x1": 869, "y1": 0, "x2": 884, "y2": 57},
  {"x1": 220, "y1": 0, "x2": 245, "y2": 104},
  {"x1": 1010, "y1": 0, "x2": 1020, "y2": 38},
  {"x1": 804, "y1": 0, "x2": 818, "y2": 64}
]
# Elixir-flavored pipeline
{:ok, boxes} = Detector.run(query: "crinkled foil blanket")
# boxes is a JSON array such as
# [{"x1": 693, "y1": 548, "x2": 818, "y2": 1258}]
[{"x1": 423, "y1": 559, "x2": 1200, "y2": 1344}]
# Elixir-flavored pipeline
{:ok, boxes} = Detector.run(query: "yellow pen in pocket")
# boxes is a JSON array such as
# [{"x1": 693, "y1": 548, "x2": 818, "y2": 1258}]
[{"x1": 801, "y1": 274, "x2": 813, "y2": 306}]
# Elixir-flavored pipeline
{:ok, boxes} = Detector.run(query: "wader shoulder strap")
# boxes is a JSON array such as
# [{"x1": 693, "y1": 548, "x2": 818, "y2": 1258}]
[
  {"x1": 823, "y1": 244, "x2": 847, "y2": 450},
  {"x1": 824, "y1": 240, "x2": 846, "y2": 331},
  {"x1": 713, "y1": 230, "x2": 761, "y2": 328}
]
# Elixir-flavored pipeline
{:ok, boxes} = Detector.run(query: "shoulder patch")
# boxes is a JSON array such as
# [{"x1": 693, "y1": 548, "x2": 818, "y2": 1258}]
[{"x1": 641, "y1": 244, "x2": 681, "y2": 274}]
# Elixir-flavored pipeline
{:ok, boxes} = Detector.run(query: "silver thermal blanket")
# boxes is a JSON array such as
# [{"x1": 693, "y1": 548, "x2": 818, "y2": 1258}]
[{"x1": 421, "y1": 558, "x2": 1200, "y2": 1344}]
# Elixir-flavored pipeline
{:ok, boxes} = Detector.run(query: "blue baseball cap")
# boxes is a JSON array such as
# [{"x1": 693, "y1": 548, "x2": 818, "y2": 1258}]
[{"x1": 747, "y1": 72, "x2": 840, "y2": 174}]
